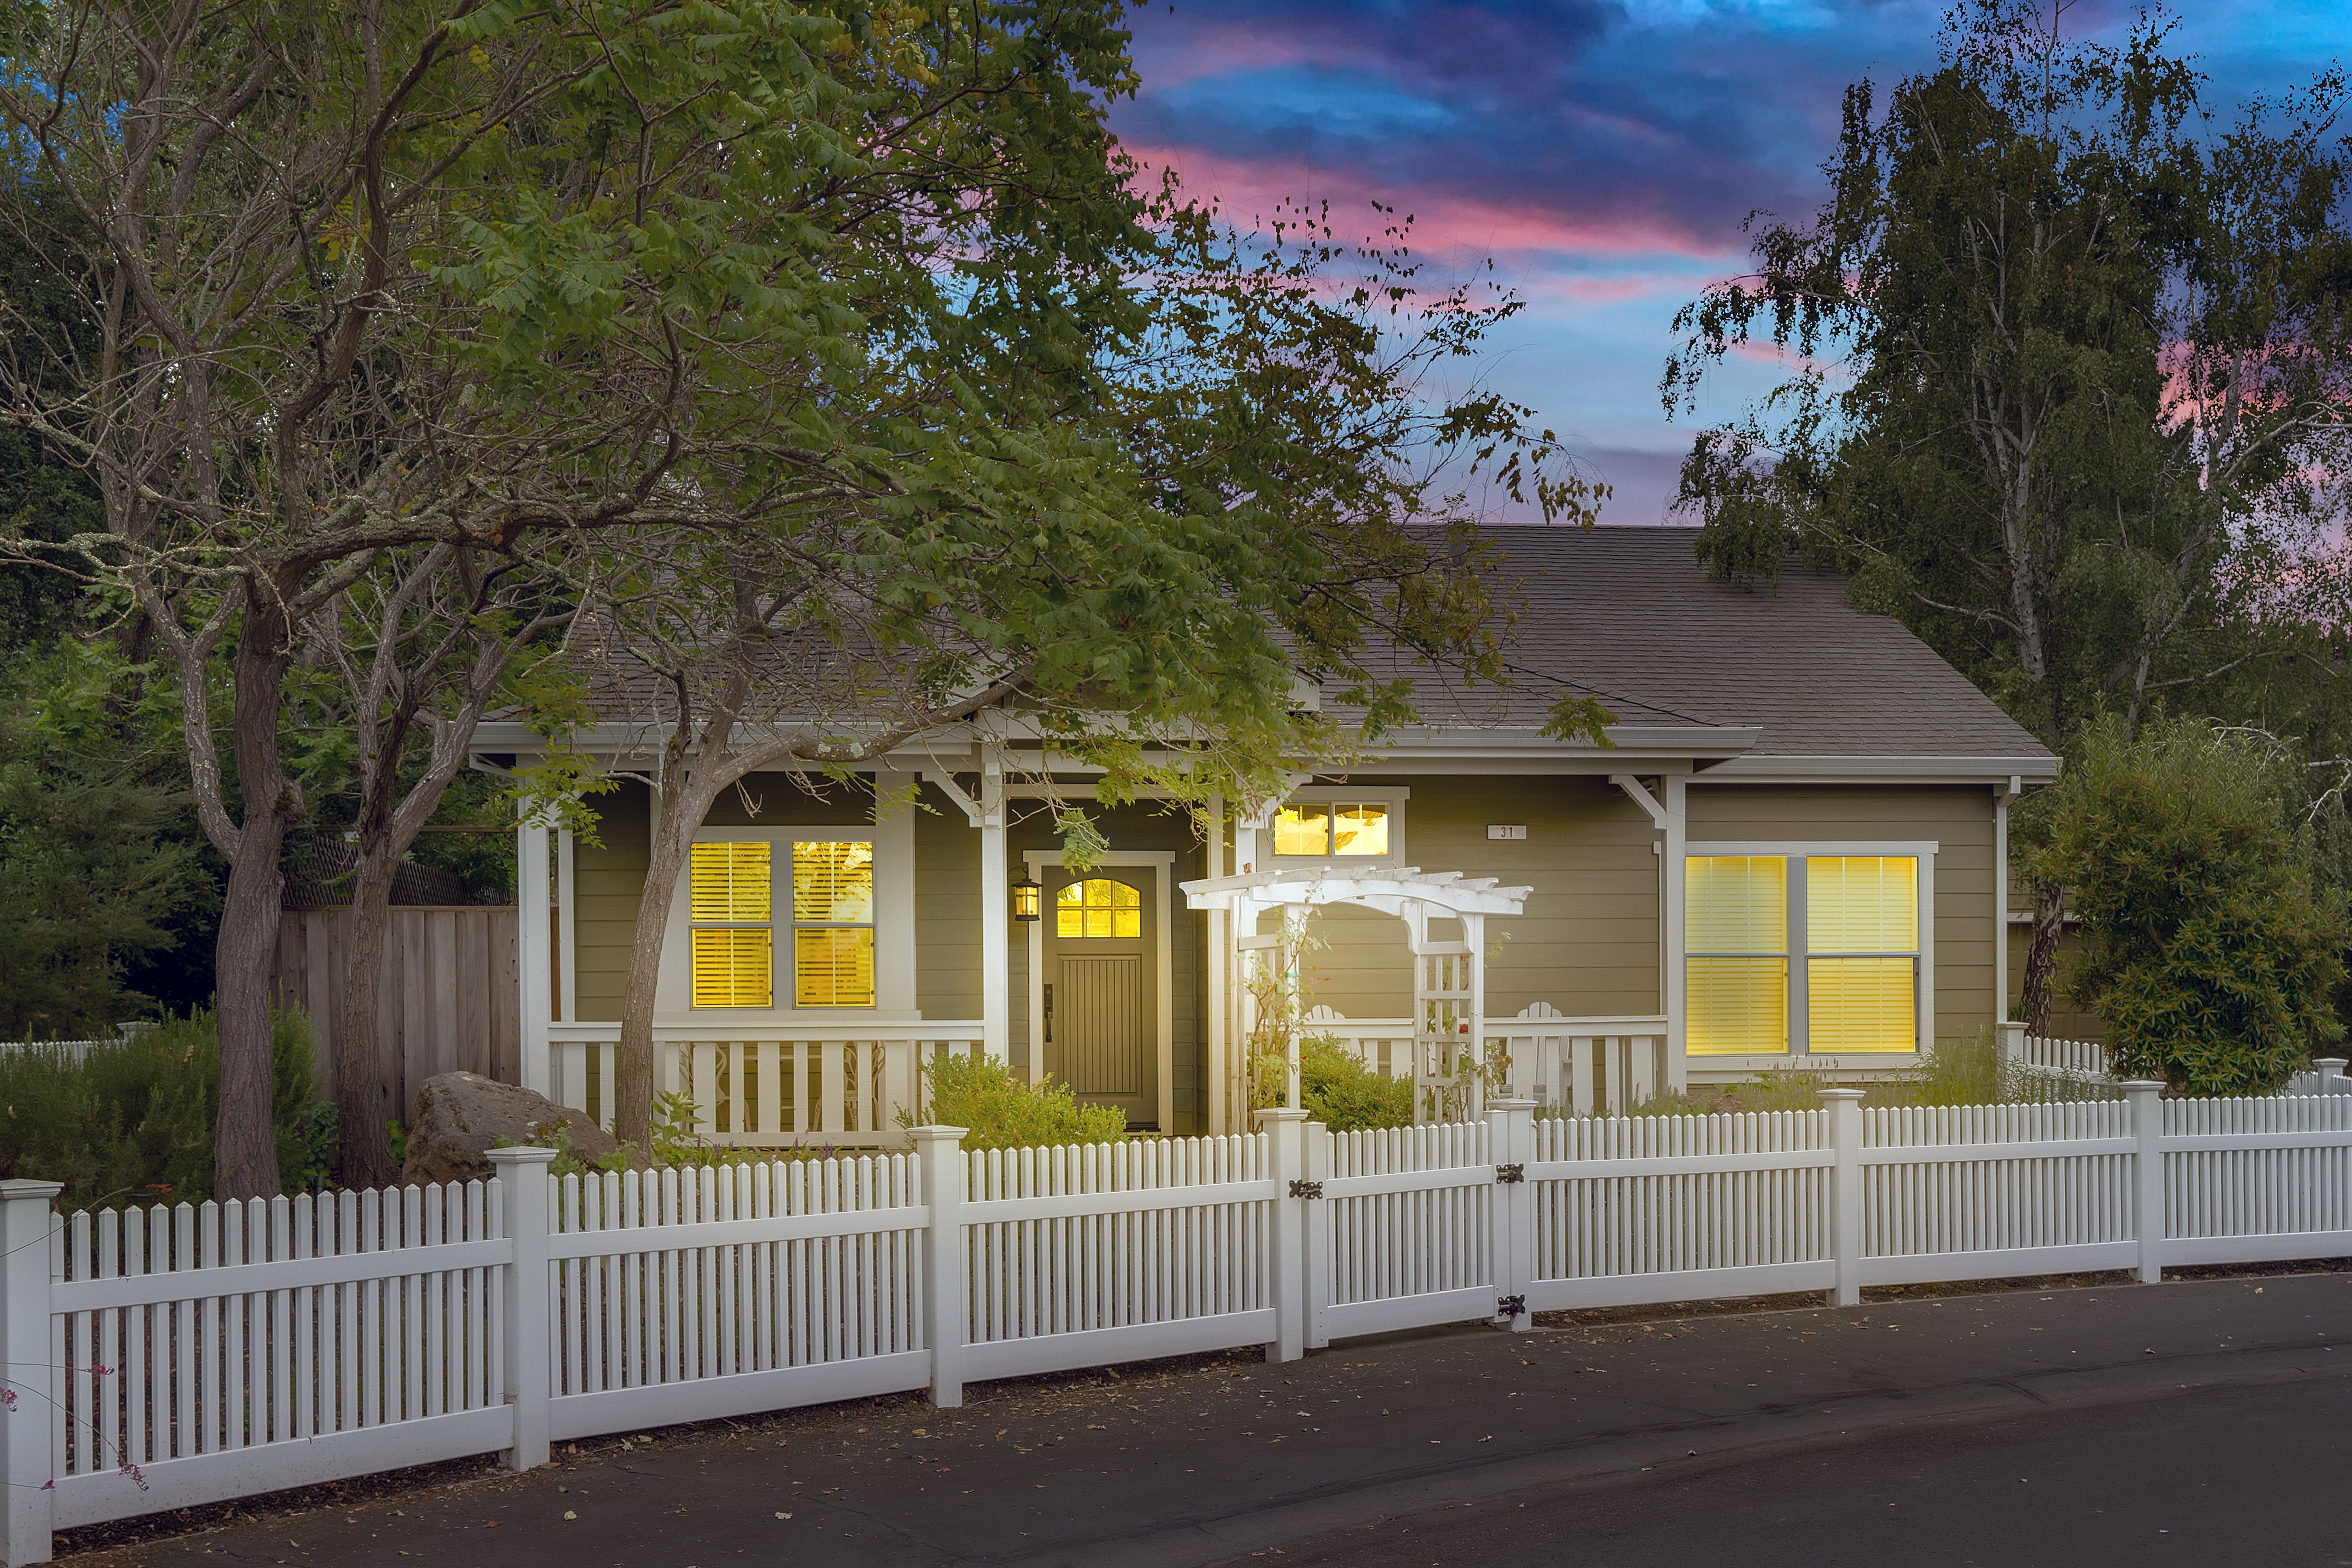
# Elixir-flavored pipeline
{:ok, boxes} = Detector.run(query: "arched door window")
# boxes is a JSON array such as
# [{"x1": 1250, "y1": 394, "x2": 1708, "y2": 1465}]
[{"x1": 1056, "y1": 878, "x2": 1141, "y2": 938}]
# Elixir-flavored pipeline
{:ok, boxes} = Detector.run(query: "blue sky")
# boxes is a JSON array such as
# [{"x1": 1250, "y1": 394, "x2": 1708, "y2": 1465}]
[{"x1": 1109, "y1": 0, "x2": 2352, "y2": 523}]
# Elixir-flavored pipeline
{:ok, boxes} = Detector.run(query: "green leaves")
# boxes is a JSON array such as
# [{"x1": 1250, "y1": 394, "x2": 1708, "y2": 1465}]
[{"x1": 2033, "y1": 715, "x2": 2347, "y2": 1095}]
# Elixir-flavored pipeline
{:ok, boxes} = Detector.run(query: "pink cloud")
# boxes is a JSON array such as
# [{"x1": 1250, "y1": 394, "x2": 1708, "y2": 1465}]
[{"x1": 1123, "y1": 141, "x2": 1735, "y2": 264}]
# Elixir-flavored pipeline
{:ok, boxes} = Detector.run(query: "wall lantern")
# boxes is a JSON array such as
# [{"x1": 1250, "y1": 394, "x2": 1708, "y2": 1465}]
[{"x1": 1012, "y1": 876, "x2": 1042, "y2": 922}]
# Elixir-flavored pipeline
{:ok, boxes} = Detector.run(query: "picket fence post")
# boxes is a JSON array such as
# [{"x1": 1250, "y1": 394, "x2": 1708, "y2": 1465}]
[
  {"x1": 1822, "y1": 1090, "x2": 1865, "y2": 1307},
  {"x1": 486, "y1": 1147, "x2": 558, "y2": 1472},
  {"x1": 1486, "y1": 1100, "x2": 1535, "y2": 1330},
  {"x1": 1259, "y1": 1109, "x2": 1310, "y2": 1363},
  {"x1": 911, "y1": 1126, "x2": 969, "y2": 1408},
  {"x1": 1997, "y1": 1021, "x2": 2027, "y2": 1074},
  {"x1": 0, "y1": 1181, "x2": 60, "y2": 1568},
  {"x1": 2123, "y1": 1082, "x2": 2166, "y2": 1284},
  {"x1": 1302, "y1": 1122, "x2": 1333, "y2": 1351}
]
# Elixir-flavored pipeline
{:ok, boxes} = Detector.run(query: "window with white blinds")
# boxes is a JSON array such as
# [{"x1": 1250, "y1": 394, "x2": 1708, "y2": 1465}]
[
  {"x1": 687, "y1": 837, "x2": 876, "y2": 1009},
  {"x1": 1685, "y1": 856, "x2": 1788, "y2": 1054},
  {"x1": 1806, "y1": 856, "x2": 1918, "y2": 1053},
  {"x1": 1685, "y1": 851, "x2": 1925, "y2": 1055}
]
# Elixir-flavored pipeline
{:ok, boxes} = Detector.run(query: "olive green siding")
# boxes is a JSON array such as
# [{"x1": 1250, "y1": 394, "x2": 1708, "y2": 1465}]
[
  {"x1": 573, "y1": 779, "x2": 651, "y2": 1024},
  {"x1": 1294, "y1": 775, "x2": 1662, "y2": 1022},
  {"x1": 563, "y1": 769, "x2": 2001, "y2": 1081},
  {"x1": 1684, "y1": 784, "x2": 2000, "y2": 1045},
  {"x1": 914, "y1": 782, "x2": 983, "y2": 1020}
]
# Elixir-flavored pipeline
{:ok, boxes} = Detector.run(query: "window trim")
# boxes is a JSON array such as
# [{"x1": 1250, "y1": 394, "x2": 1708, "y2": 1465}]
[
  {"x1": 1684, "y1": 840, "x2": 1937, "y2": 1058},
  {"x1": 1268, "y1": 786, "x2": 1410, "y2": 866},
  {"x1": 660, "y1": 820, "x2": 915, "y2": 1020}
]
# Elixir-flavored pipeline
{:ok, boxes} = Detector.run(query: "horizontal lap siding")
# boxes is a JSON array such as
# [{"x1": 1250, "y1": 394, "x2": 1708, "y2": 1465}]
[
  {"x1": 916, "y1": 782, "x2": 983, "y2": 1020},
  {"x1": 1303, "y1": 776, "x2": 1661, "y2": 1020},
  {"x1": 573, "y1": 781, "x2": 651, "y2": 1024},
  {"x1": 1685, "y1": 784, "x2": 1998, "y2": 1045}
]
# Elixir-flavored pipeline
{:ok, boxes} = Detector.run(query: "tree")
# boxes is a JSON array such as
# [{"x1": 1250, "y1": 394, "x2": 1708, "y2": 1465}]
[
  {"x1": 0, "y1": 0, "x2": 1228, "y2": 1196},
  {"x1": 296, "y1": 543, "x2": 577, "y2": 1187},
  {"x1": 2032, "y1": 715, "x2": 2345, "y2": 1094},
  {"x1": 584, "y1": 190, "x2": 1609, "y2": 1151},
  {"x1": 1660, "y1": 1, "x2": 2352, "y2": 1027},
  {"x1": 0, "y1": 642, "x2": 206, "y2": 1038}
]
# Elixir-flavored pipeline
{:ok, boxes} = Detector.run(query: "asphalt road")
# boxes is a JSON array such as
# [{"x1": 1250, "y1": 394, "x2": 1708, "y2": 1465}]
[{"x1": 68, "y1": 1273, "x2": 2352, "y2": 1568}]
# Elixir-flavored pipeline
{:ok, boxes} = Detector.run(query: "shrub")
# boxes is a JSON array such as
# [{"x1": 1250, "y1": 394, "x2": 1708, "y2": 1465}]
[
  {"x1": 2035, "y1": 715, "x2": 2347, "y2": 1095},
  {"x1": 1248, "y1": 1035, "x2": 1414, "y2": 1131},
  {"x1": 906, "y1": 1052, "x2": 1129, "y2": 1150},
  {"x1": 0, "y1": 1008, "x2": 332, "y2": 1210}
]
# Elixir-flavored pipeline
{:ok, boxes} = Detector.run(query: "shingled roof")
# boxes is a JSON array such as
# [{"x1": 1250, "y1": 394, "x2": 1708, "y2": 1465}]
[{"x1": 1357, "y1": 525, "x2": 2053, "y2": 762}]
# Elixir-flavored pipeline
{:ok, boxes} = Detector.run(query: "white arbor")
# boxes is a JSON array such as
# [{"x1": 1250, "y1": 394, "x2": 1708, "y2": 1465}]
[{"x1": 1180, "y1": 867, "x2": 1530, "y2": 1122}]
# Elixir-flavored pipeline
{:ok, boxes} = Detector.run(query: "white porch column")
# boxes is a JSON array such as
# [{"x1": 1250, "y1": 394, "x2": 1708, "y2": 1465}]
[
  {"x1": 516, "y1": 806, "x2": 553, "y2": 1096},
  {"x1": 1662, "y1": 776, "x2": 1688, "y2": 1093},
  {"x1": 1205, "y1": 793, "x2": 1228, "y2": 1135},
  {"x1": 556, "y1": 828, "x2": 577, "y2": 1024},
  {"x1": 978, "y1": 753, "x2": 1010, "y2": 1068}
]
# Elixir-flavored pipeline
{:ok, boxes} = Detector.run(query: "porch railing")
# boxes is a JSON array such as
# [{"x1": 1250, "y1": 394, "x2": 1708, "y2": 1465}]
[
  {"x1": 1303, "y1": 1004, "x2": 1670, "y2": 1117},
  {"x1": 546, "y1": 1023, "x2": 991, "y2": 1149}
]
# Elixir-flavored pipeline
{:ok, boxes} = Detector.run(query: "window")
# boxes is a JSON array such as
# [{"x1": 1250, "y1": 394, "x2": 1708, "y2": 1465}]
[
  {"x1": 791, "y1": 841, "x2": 875, "y2": 1007},
  {"x1": 1686, "y1": 856, "x2": 1788, "y2": 1054},
  {"x1": 689, "y1": 842, "x2": 774, "y2": 1008},
  {"x1": 687, "y1": 838, "x2": 875, "y2": 1008},
  {"x1": 1057, "y1": 877, "x2": 1141, "y2": 938},
  {"x1": 1684, "y1": 851, "x2": 1924, "y2": 1054},
  {"x1": 1273, "y1": 801, "x2": 1390, "y2": 857},
  {"x1": 1807, "y1": 856, "x2": 1918, "y2": 1053}
]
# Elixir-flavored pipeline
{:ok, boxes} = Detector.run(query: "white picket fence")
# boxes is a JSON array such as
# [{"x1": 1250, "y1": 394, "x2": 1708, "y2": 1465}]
[{"x1": 9, "y1": 1068, "x2": 2352, "y2": 1563}]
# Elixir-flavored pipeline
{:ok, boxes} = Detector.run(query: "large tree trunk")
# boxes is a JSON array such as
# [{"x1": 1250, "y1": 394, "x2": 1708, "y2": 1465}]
[
  {"x1": 213, "y1": 824, "x2": 287, "y2": 1201},
  {"x1": 214, "y1": 614, "x2": 298, "y2": 1201},
  {"x1": 2021, "y1": 880, "x2": 2067, "y2": 1036},
  {"x1": 615, "y1": 806, "x2": 694, "y2": 1155},
  {"x1": 337, "y1": 853, "x2": 404, "y2": 1189}
]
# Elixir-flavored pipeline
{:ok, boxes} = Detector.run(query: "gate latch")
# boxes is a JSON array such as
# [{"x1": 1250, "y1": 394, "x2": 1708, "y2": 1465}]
[
  {"x1": 1289, "y1": 1179, "x2": 1324, "y2": 1200},
  {"x1": 1496, "y1": 1294, "x2": 1527, "y2": 1318},
  {"x1": 1494, "y1": 1163, "x2": 1525, "y2": 1184}
]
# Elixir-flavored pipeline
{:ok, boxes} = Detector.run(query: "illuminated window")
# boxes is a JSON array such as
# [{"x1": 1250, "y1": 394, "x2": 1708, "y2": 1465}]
[
  {"x1": 1056, "y1": 878, "x2": 1141, "y2": 938},
  {"x1": 689, "y1": 842, "x2": 773, "y2": 1007},
  {"x1": 1684, "y1": 853, "x2": 1923, "y2": 1055},
  {"x1": 792, "y1": 841, "x2": 875, "y2": 1006},
  {"x1": 1273, "y1": 801, "x2": 1390, "y2": 856},
  {"x1": 1807, "y1": 857, "x2": 1918, "y2": 1053},
  {"x1": 1685, "y1": 856, "x2": 1787, "y2": 1054},
  {"x1": 687, "y1": 838, "x2": 875, "y2": 1008}
]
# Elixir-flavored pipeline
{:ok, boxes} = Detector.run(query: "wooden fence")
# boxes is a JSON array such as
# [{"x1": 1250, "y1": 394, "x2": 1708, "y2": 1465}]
[{"x1": 270, "y1": 907, "x2": 521, "y2": 1117}]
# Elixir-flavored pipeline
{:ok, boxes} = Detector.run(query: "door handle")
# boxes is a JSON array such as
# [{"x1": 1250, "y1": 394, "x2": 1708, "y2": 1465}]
[{"x1": 1043, "y1": 982, "x2": 1053, "y2": 1044}]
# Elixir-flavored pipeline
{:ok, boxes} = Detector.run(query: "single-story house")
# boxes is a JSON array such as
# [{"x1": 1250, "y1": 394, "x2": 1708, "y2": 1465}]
[{"x1": 468, "y1": 525, "x2": 2058, "y2": 1144}]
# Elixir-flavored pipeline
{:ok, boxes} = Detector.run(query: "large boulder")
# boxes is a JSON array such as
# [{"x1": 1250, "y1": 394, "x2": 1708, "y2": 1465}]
[{"x1": 399, "y1": 1071, "x2": 621, "y2": 1187}]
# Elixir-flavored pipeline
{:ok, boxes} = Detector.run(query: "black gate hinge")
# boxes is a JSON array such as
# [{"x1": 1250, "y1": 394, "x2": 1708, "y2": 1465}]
[
  {"x1": 1289, "y1": 1179, "x2": 1324, "y2": 1200},
  {"x1": 1496, "y1": 1294, "x2": 1527, "y2": 1318},
  {"x1": 1494, "y1": 1163, "x2": 1525, "y2": 1184}
]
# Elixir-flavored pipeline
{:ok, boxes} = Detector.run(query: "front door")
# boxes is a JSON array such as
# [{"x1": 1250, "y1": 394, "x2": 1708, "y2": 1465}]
[{"x1": 1042, "y1": 869, "x2": 1158, "y2": 1129}]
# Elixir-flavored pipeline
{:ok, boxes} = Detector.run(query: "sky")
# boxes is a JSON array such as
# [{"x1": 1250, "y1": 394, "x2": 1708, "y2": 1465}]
[{"x1": 1108, "y1": 0, "x2": 2352, "y2": 524}]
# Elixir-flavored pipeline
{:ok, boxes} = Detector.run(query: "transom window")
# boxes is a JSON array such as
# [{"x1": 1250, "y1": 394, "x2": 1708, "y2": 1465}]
[
  {"x1": 688, "y1": 838, "x2": 875, "y2": 1008},
  {"x1": 1057, "y1": 878, "x2": 1141, "y2": 938},
  {"x1": 1685, "y1": 853, "x2": 1921, "y2": 1055},
  {"x1": 1273, "y1": 802, "x2": 1390, "y2": 857}
]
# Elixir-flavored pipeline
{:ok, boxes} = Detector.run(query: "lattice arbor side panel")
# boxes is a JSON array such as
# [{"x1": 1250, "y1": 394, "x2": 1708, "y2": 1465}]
[
  {"x1": 1529, "y1": 1110, "x2": 1831, "y2": 1301},
  {"x1": 962, "y1": 1134, "x2": 1273, "y2": 1365},
  {"x1": 53, "y1": 1182, "x2": 507, "y2": 1526},
  {"x1": 548, "y1": 1158, "x2": 925, "y2": 1416},
  {"x1": 2164, "y1": 1094, "x2": 2352, "y2": 1259},
  {"x1": 1413, "y1": 947, "x2": 1479, "y2": 1122}
]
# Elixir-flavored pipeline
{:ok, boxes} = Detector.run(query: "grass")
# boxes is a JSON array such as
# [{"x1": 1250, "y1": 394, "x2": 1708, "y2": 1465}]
[{"x1": 1591, "y1": 1027, "x2": 2118, "y2": 1120}]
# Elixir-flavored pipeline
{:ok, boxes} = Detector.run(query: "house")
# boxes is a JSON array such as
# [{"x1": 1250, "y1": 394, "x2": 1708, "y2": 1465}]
[{"x1": 468, "y1": 525, "x2": 2057, "y2": 1144}]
